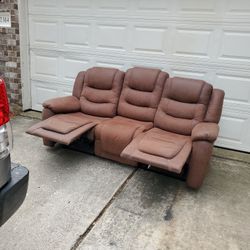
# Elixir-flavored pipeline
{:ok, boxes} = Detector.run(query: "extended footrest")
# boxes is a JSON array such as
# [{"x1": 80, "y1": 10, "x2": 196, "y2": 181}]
[
  {"x1": 121, "y1": 128, "x2": 192, "y2": 174},
  {"x1": 26, "y1": 113, "x2": 98, "y2": 145}
]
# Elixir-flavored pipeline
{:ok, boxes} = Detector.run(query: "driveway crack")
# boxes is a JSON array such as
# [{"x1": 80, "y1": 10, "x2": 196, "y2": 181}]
[{"x1": 70, "y1": 168, "x2": 137, "y2": 250}]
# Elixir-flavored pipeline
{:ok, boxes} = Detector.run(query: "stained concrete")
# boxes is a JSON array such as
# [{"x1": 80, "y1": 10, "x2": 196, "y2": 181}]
[
  {"x1": 0, "y1": 116, "x2": 250, "y2": 250},
  {"x1": 78, "y1": 156, "x2": 250, "y2": 250}
]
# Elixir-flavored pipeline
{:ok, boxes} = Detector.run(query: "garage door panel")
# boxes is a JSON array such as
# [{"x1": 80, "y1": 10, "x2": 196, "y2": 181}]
[
  {"x1": 226, "y1": 0, "x2": 250, "y2": 16},
  {"x1": 135, "y1": 0, "x2": 170, "y2": 12},
  {"x1": 132, "y1": 26, "x2": 167, "y2": 55},
  {"x1": 177, "y1": 0, "x2": 217, "y2": 13},
  {"x1": 217, "y1": 112, "x2": 250, "y2": 152},
  {"x1": 31, "y1": 83, "x2": 58, "y2": 111},
  {"x1": 63, "y1": 22, "x2": 91, "y2": 49},
  {"x1": 219, "y1": 30, "x2": 250, "y2": 62},
  {"x1": 219, "y1": 116, "x2": 245, "y2": 142},
  {"x1": 97, "y1": 0, "x2": 128, "y2": 11},
  {"x1": 95, "y1": 61, "x2": 125, "y2": 70},
  {"x1": 62, "y1": 58, "x2": 90, "y2": 81},
  {"x1": 29, "y1": 0, "x2": 56, "y2": 8},
  {"x1": 32, "y1": 81, "x2": 76, "y2": 111},
  {"x1": 95, "y1": 24, "x2": 128, "y2": 51},
  {"x1": 31, "y1": 52, "x2": 59, "y2": 81},
  {"x1": 62, "y1": 89, "x2": 73, "y2": 97},
  {"x1": 30, "y1": 18, "x2": 59, "y2": 48},
  {"x1": 214, "y1": 74, "x2": 250, "y2": 104},
  {"x1": 171, "y1": 69, "x2": 207, "y2": 80},
  {"x1": 173, "y1": 28, "x2": 213, "y2": 59},
  {"x1": 28, "y1": 0, "x2": 57, "y2": 14},
  {"x1": 63, "y1": 0, "x2": 92, "y2": 10}
]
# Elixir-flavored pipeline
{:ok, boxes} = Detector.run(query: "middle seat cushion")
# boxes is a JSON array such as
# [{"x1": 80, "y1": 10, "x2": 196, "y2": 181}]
[{"x1": 95, "y1": 116, "x2": 153, "y2": 156}]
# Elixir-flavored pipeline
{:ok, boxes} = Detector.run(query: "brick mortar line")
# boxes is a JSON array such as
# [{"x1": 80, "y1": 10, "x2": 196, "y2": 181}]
[{"x1": 70, "y1": 167, "x2": 138, "y2": 250}]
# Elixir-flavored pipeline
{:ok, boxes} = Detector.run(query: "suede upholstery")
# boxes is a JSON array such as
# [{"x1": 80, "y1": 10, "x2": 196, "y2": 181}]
[
  {"x1": 186, "y1": 141, "x2": 214, "y2": 189},
  {"x1": 27, "y1": 67, "x2": 224, "y2": 189},
  {"x1": 72, "y1": 71, "x2": 85, "y2": 99},
  {"x1": 121, "y1": 128, "x2": 192, "y2": 173},
  {"x1": 80, "y1": 67, "x2": 124, "y2": 117},
  {"x1": 43, "y1": 96, "x2": 81, "y2": 114},
  {"x1": 95, "y1": 116, "x2": 153, "y2": 165},
  {"x1": 27, "y1": 113, "x2": 97, "y2": 145},
  {"x1": 118, "y1": 67, "x2": 169, "y2": 121},
  {"x1": 42, "y1": 107, "x2": 56, "y2": 147},
  {"x1": 191, "y1": 122, "x2": 219, "y2": 142},
  {"x1": 121, "y1": 77, "x2": 224, "y2": 188},
  {"x1": 154, "y1": 77, "x2": 213, "y2": 135},
  {"x1": 94, "y1": 67, "x2": 168, "y2": 163},
  {"x1": 26, "y1": 67, "x2": 124, "y2": 145},
  {"x1": 205, "y1": 89, "x2": 225, "y2": 123}
]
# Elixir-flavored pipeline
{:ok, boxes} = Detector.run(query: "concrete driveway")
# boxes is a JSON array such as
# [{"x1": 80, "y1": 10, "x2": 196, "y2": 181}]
[{"x1": 0, "y1": 116, "x2": 249, "y2": 250}]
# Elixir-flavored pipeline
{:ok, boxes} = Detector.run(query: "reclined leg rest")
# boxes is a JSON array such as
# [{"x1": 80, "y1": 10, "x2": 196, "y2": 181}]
[
  {"x1": 26, "y1": 113, "x2": 99, "y2": 146},
  {"x1": 42, "y1": 107, "x2": 56, "y2": 147},
  {"x1": 121, "y1": 128, "x2": 192, "y2": 174}
]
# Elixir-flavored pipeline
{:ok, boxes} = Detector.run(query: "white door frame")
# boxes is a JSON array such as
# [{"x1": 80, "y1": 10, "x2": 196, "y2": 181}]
[{"x1": 18, "y1": 0, "x2": 31, "y2": 110}]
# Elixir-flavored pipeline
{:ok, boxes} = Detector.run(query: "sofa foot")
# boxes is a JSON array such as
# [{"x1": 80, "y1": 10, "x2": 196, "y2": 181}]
[{"x1": 43, "y1": 139, "x2": 55, "y2": 147}]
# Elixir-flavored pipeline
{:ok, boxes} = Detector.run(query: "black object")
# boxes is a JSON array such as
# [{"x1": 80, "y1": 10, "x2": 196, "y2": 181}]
[
  {"x1": 0, "y1": 164, "x2": 29, "y2": 226},
  {"x1": 67, "y1": 134, "x2": 95, "y2": 155}
]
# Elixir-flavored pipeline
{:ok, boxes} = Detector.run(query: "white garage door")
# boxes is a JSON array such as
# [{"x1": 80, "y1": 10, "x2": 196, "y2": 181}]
[{"x1": 27, "y1": 0, "x2": 250, "y2": 152}]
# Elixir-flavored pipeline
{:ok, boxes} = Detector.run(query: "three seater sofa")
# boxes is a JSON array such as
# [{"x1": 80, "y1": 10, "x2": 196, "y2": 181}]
[{"x1": 27, "y1": 67, "x2": 225, "y2": 189}]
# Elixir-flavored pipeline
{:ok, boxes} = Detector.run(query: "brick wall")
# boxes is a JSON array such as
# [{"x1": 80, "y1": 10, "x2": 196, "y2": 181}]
[{"x1": 0, "y1": 0, "x2": 21, "y2": 113}]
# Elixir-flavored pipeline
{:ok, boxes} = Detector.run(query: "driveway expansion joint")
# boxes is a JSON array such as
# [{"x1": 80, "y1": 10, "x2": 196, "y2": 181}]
[{"x1": 70, "y1": 167, "x2": 138, "y2": 250}]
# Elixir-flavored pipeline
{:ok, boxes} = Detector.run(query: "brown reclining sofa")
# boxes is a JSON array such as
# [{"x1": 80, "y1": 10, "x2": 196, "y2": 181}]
[{"x1": 27, "y1": 67, "x2": 224, "y2": 189}]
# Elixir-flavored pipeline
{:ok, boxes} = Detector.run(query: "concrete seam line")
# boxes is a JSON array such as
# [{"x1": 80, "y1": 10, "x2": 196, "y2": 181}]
[
  {"x1": 18, "y1": 113, "x2": 42, "y2": 120},
  {"x1": 70, "y1": 168, "x2": 138, "y2": 250},
  {"x1": 213, "y1": 155, "x2": 250, "y2": 165}
]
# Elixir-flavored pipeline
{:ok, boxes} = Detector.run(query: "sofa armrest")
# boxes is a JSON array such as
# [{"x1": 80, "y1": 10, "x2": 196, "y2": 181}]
[
  {"x1": 191, "y1": 122, "x2": 219, "y2": 143},
  {"x1": 43, "y1": 96, "x2": 81, "y2": 114}
]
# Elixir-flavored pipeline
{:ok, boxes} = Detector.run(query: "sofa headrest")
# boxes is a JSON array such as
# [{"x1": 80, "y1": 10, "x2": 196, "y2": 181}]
[
  {"x1": 79, "y1": 67, "x2": 125, "y2": 117},
  {"x1": 127, "y1": 67, "x2": 161, "y2": 92},
  {"x1": 165, "y1": 77, "x2": 213, "y2": 105},
  {"x1": 85, "y1": 67, "x2": 119, "y2": 90},
  {"x1": 118, "y1": 67, "x2": 169, "y2": 122},
  {"x1": 154, "y1": 77, "x2": 214, "y2": 135}
]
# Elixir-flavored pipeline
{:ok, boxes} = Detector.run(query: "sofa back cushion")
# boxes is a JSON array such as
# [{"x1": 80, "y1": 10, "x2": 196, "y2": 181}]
[
  {"x1": 117, "y1": 67, "x2": 168, "y2": 122},
  {"x1": 79, "y1": 67, "x2": 124, "y2": 117},
  {"x1": 154, "y1": 77, "x2": 213, "y2": 135}
]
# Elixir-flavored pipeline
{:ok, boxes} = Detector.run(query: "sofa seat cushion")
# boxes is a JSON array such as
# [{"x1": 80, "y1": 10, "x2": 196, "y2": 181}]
[
  {"x1": 121, "y1": 128, "x2": 192, "y2": 173},
  {"x1": 26, "y1": 112, "x2": 106, "y2": 145},
  {"x1": 95, "y1": 116, "x2": 153, "y2": 156}
]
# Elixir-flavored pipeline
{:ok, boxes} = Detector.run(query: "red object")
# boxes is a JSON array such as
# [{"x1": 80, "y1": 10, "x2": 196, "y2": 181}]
[{"x1": 0, "y1": 79, "x2": 10, "y2": 126}]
